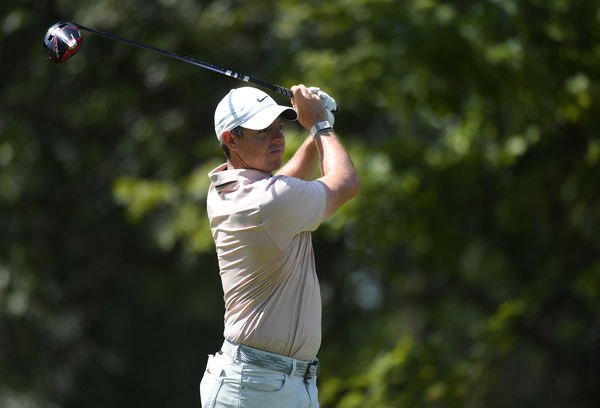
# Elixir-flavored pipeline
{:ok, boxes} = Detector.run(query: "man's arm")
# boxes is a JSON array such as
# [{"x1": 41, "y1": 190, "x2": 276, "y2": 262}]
[
  {"x1": 313, "y1": 129, "x2": 359, "y2": 218},
  {"x1": 291, "y1": 85, "x2": 359, "y2": 218},
  {"x1": 275, "y1": 136, "x2": 319, "y2": 180}
]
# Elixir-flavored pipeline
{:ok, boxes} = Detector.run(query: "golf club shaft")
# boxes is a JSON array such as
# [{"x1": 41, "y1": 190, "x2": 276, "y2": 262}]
[{"x1": 75, "y1": 24, "x2": 293, "y2": 98}]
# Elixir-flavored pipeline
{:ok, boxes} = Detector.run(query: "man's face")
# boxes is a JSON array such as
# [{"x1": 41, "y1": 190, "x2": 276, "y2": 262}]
[{"x1": 232, "y1": 117, "x2": 285, "y2": 172}]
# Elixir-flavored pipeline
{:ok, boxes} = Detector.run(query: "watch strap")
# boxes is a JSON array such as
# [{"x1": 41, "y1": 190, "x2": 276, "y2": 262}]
[{"x1": 310, "y1": 120, "x2": 333, "y2": 137}]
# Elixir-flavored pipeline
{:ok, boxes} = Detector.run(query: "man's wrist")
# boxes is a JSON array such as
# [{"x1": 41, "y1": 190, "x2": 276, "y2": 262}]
[{"x1": 310, "y1": 120, "x2": 333, "y2": 137}]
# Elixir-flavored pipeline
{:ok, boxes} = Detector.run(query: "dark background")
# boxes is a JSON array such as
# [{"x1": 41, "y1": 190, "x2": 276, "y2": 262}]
[{"x1": 2, "y1": 0, "x2": 600, "y2": 407}]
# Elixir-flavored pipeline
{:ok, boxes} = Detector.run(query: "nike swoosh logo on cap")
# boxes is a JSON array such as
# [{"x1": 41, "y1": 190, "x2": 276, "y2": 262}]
[{"x1": 257, "y1": 96, "x2": 268, "y2": 102}]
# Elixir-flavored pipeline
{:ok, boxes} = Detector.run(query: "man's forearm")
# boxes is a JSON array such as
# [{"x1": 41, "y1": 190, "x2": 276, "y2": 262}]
[
  {"x1": 314, "y1": 129, "x2": 360, "y2": 218},
  {"x1": 275, "y1": 136, "x2": 319, "y2": 180}
]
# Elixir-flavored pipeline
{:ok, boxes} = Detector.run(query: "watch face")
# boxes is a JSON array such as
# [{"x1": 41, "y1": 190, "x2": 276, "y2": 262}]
[{"x1": 311, "y1": 121, "x2": 332, "y2": 136}]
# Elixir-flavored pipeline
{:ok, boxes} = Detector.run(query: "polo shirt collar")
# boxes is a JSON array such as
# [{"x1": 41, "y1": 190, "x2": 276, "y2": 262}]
[{"x1": 209, "y1": 163, "x2": 271, "y2": 192}]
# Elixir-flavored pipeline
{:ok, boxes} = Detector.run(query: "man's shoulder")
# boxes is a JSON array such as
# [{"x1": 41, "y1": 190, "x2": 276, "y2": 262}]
[
  {"x1": 265, "y1": 175, "x2": 325, "y2": 195},
  {"x1": 261, "y1": 176, "x2": 327, "y2": 209},
  {"x1": 260, "y1": 176, "x2": 328, "y2": 240}
]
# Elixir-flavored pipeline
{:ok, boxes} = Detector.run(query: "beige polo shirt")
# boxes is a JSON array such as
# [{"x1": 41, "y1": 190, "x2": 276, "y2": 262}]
[{"x1": 206, "y1": 163, "x2": 327, "y2": 361}]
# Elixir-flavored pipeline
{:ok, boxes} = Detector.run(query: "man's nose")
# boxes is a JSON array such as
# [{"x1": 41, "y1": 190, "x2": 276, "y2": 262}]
[{"x1": 272, "y1": 128, "x2": 284, "y2": 142}]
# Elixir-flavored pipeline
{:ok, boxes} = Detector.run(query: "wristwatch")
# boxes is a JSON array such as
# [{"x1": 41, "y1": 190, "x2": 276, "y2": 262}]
[{"x1": 310, "y1": 120, "x2": 333, "y2": 137}]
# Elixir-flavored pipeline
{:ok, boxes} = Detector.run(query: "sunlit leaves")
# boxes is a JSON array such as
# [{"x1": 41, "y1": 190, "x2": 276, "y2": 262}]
[
  {"x1": 113, "y1": 177, "x2": 177, "y2": 222},
  {"x1": 112, "y1": 159, "x2": 219, "y2": 252}
]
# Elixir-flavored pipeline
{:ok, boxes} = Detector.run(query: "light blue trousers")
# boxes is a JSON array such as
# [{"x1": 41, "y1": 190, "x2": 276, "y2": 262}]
[{"x1": 199, "y1": 343, "x2": 319, "y2": 408}]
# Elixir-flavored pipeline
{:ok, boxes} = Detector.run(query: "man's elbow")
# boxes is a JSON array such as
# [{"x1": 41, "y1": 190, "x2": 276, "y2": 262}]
[
  {"x1": 347, "y1": 173, "x2": 360, "y2": 199},
  {"x1": 352, "y1": 175, "x2": 360, "y2": 197}
]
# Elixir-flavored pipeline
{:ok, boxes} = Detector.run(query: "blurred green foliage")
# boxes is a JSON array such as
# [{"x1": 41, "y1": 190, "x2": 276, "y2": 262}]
[{"x1": 1, "y1": 0, "x2": 600, "y2": 407}]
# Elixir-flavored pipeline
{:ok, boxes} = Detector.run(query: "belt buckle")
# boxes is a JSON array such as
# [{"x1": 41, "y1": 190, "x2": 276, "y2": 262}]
[{"x1": 303, "y1": 359, "x2": 319, "y2": 383}]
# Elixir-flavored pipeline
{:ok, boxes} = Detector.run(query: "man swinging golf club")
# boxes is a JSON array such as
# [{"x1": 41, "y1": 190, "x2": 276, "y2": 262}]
[
  {"x1": 43, "y1": 21, "x2": 358, "y2": 407},
  {"x1": 200, "y1": 84, "x2": 359, "y2": 407}
]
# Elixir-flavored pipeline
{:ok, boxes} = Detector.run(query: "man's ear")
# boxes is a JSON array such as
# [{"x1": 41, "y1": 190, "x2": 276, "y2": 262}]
[{"x1": 221, "y1": 130, "x2": 238, "y2": 151}]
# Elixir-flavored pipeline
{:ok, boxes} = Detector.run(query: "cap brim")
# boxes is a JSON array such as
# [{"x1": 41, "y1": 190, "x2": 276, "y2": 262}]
[{"x1": 241, "y1": 105, "x2": 297, "y2": 130}]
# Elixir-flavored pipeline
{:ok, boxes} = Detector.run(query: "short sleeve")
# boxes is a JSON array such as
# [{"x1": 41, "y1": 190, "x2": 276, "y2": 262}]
[{"x1": 260, "y1": 176, "x2": 327, "y2": 248}]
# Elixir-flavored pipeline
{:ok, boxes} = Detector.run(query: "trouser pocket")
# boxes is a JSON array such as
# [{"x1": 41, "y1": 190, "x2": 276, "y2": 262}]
[
  {"x1": 200, "y1": 354, "x2": 224, "y2": 408},
  {"x1": 241, "y1": 363, "x2": 288, "y2": 392},
  {"x1": 200, "y1": 353, "x2": 243, "y2": 408}
]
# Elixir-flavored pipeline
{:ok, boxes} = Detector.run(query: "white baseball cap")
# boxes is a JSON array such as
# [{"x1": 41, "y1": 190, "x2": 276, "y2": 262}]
[{"x1": 214, "y1": 87, "x2": 297, "y2": 141}]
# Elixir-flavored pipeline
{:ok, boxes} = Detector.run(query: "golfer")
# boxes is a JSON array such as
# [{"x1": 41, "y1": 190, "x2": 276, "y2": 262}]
[{"x1": 200, "y1": 84, "x2": 359, "y2": 407}]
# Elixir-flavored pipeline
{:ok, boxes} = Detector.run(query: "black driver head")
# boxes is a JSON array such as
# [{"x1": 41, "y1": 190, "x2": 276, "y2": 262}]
[{"x1": 44, "y1": 22, "x2": 83, "y2": 64}]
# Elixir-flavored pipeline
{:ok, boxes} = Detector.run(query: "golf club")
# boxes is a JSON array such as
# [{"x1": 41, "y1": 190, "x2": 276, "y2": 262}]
[{"x1": 43, "y1": 22, "x2": 294, "y2": 97}]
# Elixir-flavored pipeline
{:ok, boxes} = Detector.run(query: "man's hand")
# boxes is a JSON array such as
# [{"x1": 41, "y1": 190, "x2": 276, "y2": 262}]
[
  {"x1": 290, "y1": 85, "x2": 329, "y2": 130},
  {"x1": 308, "y1": 87, "x2": 337, "y2": 126}
]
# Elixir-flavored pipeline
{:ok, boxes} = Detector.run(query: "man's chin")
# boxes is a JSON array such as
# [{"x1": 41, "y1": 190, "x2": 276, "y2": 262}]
[
  {"x1": 269, "y1": 153, "x2": 283, "y2": 169},
  {"x1": 268, "y1": 160, "x2": 283, "y2": 173}
]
